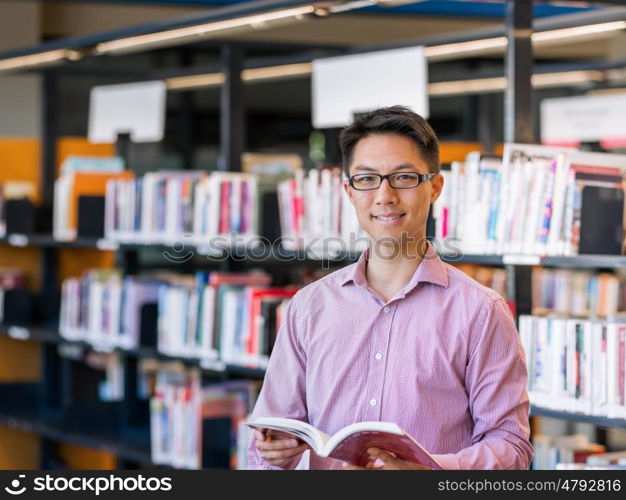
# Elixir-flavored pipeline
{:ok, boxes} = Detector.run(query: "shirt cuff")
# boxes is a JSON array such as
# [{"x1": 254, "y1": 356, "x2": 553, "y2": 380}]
[{"x1": 431, "y1": 453, "x2": 461, "y2": 470}]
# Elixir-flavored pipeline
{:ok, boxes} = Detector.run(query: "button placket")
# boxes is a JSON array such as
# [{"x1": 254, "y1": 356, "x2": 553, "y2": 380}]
[{"x1": 366, "y1": 304, "x2": 395, "y2": 419}]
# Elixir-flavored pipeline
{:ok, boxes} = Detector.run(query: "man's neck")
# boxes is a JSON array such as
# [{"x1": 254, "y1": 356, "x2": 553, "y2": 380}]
[{"x1": 365, "y1": 239, "x2": 428, "y2": 304}]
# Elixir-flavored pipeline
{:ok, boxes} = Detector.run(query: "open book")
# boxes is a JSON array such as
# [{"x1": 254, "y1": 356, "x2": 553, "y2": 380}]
[{"x1": 246, "y1": 417, "x2": 443, "y2": 469}]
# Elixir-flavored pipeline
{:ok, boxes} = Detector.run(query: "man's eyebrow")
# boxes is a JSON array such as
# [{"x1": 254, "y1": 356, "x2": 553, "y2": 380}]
[{"x1": 352, "y1": 163, "x2": 419, "y2": 172}]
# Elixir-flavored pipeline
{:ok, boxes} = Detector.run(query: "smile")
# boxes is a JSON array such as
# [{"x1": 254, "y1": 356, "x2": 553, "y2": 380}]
[{"x1": 372, "y1": 214, "x2": 405, "y2": 222}]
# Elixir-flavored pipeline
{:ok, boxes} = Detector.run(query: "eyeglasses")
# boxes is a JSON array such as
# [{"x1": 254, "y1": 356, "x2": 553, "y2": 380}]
[{"x1": 348, "y1": 172, "x2": 436, "y2": 191}]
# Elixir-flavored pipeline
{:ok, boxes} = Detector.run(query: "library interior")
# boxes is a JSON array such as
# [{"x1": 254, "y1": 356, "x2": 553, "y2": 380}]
[{"x1": 1, "y1": 0, "x2": 626, "y2": 470}]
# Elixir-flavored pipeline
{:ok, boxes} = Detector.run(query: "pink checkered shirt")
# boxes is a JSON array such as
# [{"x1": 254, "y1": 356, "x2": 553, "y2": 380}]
[{"x1": 248, "y1": 243, "x2": 533, "y2": 469}]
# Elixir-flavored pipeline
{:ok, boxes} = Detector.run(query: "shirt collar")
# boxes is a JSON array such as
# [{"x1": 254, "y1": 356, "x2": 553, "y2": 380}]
[{"x1": 340, "y1": 241, "x2": 449, "y2": 293}]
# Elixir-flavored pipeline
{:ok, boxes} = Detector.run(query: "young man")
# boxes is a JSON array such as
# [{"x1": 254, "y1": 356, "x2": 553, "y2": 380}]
[{"x1": 248, "y1": 106, "x2": 533, "y2": 470}]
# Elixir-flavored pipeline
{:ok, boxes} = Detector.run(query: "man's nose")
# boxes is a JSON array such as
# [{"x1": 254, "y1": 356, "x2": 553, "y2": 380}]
[{"x1": 374, "y1": 177, "x2": 398, "y2": 204}]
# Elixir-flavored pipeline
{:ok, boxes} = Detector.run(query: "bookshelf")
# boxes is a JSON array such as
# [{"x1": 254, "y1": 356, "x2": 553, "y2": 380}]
[{"x1": 1, "y1": 0, "x2": 625, "y2": 470}]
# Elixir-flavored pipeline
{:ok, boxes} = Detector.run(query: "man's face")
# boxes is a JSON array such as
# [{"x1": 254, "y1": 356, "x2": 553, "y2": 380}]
[{"x1": 344, "y1": 133, "x2": 443, "y2": 246}]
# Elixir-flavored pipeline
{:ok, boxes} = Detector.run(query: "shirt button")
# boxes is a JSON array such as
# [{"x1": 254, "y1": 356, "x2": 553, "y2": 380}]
[
  {"x1": 369, "y1": 398, "x2": 377, "y2": 406},
  {"x1": 383, "y1": 306, "x2": 390, "y2": 313},
  {"x1": 375, "y1": 352, "x2": 382, "y2": 360}
]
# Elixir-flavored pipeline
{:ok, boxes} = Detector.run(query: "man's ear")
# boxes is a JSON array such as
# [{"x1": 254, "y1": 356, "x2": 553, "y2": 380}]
[
  {"x1": 343, "y1": 179, "x2": 355, "y2": 205},
  {"x1": 430, "y1": 173, "x2": 444, "y2": 204}
]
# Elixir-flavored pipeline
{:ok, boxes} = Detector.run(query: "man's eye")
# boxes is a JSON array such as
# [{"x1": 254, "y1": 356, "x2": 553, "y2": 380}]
[
  {"x1": 397, "y1": 174, "x2": 416, "y2": 181},
  {"x1": 358, "y1": 176, "x2": 375, "y2": 182}
]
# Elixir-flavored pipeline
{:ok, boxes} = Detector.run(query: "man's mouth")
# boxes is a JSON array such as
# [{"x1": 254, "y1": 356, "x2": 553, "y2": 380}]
[{"x1": 372, "y1": 213, "x2": 406, "y2": 222}]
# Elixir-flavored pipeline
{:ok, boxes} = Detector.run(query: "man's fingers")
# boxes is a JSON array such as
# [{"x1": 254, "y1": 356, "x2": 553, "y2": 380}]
[
  {"x1": 367, "y1": 448, "x2": 402, "y2": 469},
  {"x1": 255, "y1": 437, "x2": 300, "y2": 451},
  {"x1": 367, "y1": 447, "x2": 431, "y2": 470},
  {"x1": 253, "y1": 430, "x2": 265, "y2": 441},
  {"x1": 260, "y1": 443, "x2": 308, "y2": 460},
  {"x1": 342, "y1": 462, "x2": 368, "y2": 470}
]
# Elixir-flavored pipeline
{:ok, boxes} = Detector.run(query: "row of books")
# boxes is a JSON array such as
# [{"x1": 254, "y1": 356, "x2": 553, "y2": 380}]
[
  {"x1": 433, "y1": 144, "x2": 626, "y2": 257},
  {"x1": 520, "y1": 315, "x2": 626, "y2": 418},
  {"x1": 150, "y1": 370, "x2": 260, "y2": 469},
  {"x1": 59, "y1": 270, "x2": 294, "y2": 369},
  {"x1": 105, "y1": 171, "x2": 260, "y2": 246},
  {"x1": 532, "y1": 268, "x2": 626, "y2": 317},
  {"x1": 53, "y1": 156, "x2": 130, "y2": 241},
  {"x1": 278, "y1": 167, "x2": 367, "y2": 254},
  {"x1": 157, "y1": 271, "x2": 294, "y2": 369},
  {"x1": 60, "y1": 270, "x2": 161, "y2": 350},
  {"x1": 310, "y1": 263, "x2": 626, "y2": 318}
]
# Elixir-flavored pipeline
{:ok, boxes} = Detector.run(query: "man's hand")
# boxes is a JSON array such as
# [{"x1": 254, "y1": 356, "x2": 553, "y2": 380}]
[
  {"x1": 254, "y1": 429, "x2": 309, "y2": 468},
  {"x1": 343, "y1": 448, "x2": 432, "y2": 470}
]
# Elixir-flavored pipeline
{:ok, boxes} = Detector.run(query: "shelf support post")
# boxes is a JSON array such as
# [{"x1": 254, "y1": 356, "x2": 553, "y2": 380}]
[
  {"x1": 219, "y1": 44, "x2": 245, "y2": 173},
  {"x1": 504, "y1": 0, "x2": 534, "y2": 144}
]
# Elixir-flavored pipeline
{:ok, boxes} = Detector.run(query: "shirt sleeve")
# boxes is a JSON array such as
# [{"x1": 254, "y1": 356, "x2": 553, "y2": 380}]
[
  {"x1": 432, "y1": 297, "x2": 534, "y2": 470},
  {"x1": 247, "y1": 295, "x2": 309, "y2": 470}
]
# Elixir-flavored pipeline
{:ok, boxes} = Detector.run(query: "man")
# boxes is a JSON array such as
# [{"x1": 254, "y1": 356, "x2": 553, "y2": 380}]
[{"x1": 248, "y1": 106, "x2": 533, "y2": 470}]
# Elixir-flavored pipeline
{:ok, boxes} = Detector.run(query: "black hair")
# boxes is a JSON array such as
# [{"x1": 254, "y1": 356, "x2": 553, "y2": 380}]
[{"x1": 339, "y1": 106, "x2": 440, "y2": 177}]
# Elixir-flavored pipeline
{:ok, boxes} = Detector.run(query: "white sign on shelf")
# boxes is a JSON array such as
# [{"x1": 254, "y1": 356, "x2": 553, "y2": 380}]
[
  {"x1": 8, "y1": 234, "x2": 28, "y2": 247},
  {"x1": 502, "y1": 254, "x2": 541, "y2": 266},
  {"x1": 541, "y1": 93, "x2": 626, "y2": 148},
  {"x1": 7, "y1": 326, "x2": 30, "y2": 341},
  {"x1": 200, "y1": 359, "x2": 226, "y2": 372},
  {"x1": 88, "y1": 80, "x2": 166, "y2": 143},
  {"x1": 96, "y1": 239, "x2": 119, "y2": 251},
  {"x1": 312, "y1": 46, "x2": 428, "y2": 129}
]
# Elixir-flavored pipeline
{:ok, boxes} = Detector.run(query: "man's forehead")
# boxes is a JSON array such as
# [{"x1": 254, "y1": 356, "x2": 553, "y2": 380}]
[{"x1": 351, "y1": 163, "x2": 423, "y2": 172}]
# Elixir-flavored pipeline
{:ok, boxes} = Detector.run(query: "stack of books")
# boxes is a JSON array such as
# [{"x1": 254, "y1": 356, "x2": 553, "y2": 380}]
[
  {"x1": 532, "y1": 268, "x2": 626, "y2": 317},
  {"x1": 150, "y1": 369, "x2": 260, "y2": 469},
  {"x1": 105, "y1": 171, "x2": 260, "y2": 247},
  {"x1": 520, "y1": 315, "x2": 626, "y2": 418},
  {"x1": 434, "y1": 144, "x2": 626, "y2": 256},
  {"x1": 60, "y1": 270, "x2": 162, "y2": 350},
  {"x1": 54, "y1": 156, "x2": 131, "y2": 241},
  {"x1": 277, "y1": 167, "x2": 367, "y2": 256},
  {"x1": 157, "y1": 271, "x2": 295, "y2": 369}
]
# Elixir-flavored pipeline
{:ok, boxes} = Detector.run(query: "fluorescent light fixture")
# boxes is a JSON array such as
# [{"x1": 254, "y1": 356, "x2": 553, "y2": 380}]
[
  {"x1": 606, "y1": 68, "x2": 626, "y2": 85},
  {"x1": 242, "y1": 62, "x2": 312, "y2": 81},
  {"x1": 429, "y1": 70, "x2": 607, "y2": 97},
  {"x1": 424, "y1": 37, "x2": 507, "y2": 61},
  {"x1": 374, "y1": 0, "x2": 427, "y2": 4},
  {"x1": 329, "y1": 0, "x2": 376, "y2": 14},
  {"x1": 0, "y1": 49, "x2": 82, "y2": 72},
  {"x1": 587, "y1": 87, "x2": 626, "y2": 97},
  {"x1": 95, "y1": 6, "x2": 316, "y2": 55},
  {"x1": 532, "y1": 70, "x2": 604, "y2": 88},
  {"x1": 532, "y1": 20, "x2": 626, "y2": 45},
  {"x1": 166, "y1": 62, "x2": 313, "y2": 90},
  {"x1": 166, "y1": 72, "x2": 225, "y2": 90},
  {"x1": 167, "y1": 65, "x2": 606, "y2": 95},
  {"x1": 425, "y1": 20, "x2": 626, "y2": 61},
  {"x1": 428, "y1": 77, "x2": 506, "y2": 96}
]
